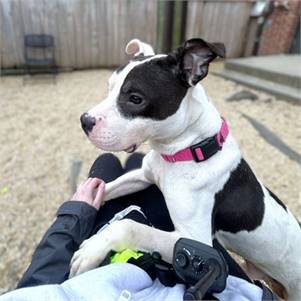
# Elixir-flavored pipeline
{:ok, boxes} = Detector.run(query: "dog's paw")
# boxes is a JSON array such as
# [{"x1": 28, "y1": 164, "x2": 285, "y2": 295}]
[
  {"x1": 69, "y1": 234, "x2": 111, "y2": 278},
  {"x1": 69, "y1": 220, "x2": 130, "y2": 278}
]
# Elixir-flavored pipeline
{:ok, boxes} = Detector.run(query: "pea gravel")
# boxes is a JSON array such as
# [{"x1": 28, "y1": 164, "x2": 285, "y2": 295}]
[{"x1": 0, "y1": 65, "x2": 300, "y2": 293}]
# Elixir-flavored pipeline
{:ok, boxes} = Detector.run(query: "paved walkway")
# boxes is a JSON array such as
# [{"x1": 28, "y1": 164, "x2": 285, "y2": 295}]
[
  {"x1": 214, "y1": 55, "x2": 301, "y2": 102},
  {"x1": 235, "y1": 55, "x2": 301, "y2": 78}
]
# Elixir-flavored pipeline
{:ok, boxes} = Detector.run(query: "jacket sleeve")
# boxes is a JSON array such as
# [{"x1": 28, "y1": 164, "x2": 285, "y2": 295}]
[{"x1": 17, "y1": 201, "x2": 98, "y2": 288}]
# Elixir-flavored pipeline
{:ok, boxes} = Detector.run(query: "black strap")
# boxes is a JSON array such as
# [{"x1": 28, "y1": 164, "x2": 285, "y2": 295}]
[
  {"x1": 254, "y1": 280, "x2": 280, "y2": 301},
  {"x1": 128, "y1": 252, "x2": 179, "y2": 286},
  {"x1": 214, "y1": 240, "x2": 280, "y2": 300},
  {"x1": 213, "y1": 239, "x2": 252, "y2": 283}
]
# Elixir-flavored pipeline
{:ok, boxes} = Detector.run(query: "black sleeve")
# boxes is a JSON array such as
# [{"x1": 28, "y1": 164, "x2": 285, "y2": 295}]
[{"x1": 17, "y1": 201, "x2": 98, "y2": 288}]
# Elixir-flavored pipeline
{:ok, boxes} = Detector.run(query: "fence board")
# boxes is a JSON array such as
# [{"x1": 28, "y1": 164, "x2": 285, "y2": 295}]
[
  {"x1": 1, "y1": 0, "x2": 158, "y2": 69},
  {"x1": 186, "y1": 0, "x2": 254, "y2": 58},
  {"x1": 2, "y1": 0, "x2": 256, "y2": 68}
]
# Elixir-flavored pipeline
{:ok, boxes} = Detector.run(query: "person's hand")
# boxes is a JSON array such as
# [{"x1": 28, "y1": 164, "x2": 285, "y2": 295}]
[{"x1": 72, "y1": 178, "x2": 105, "y2": 210}]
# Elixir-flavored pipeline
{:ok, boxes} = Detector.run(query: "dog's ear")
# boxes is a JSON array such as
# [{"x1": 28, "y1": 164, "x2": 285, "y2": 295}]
[
  {"x1": 125, "y1": 39, "x2": 155, "y2": 57},
  {"x1": 171, "y1": 38, "x2": 225, "y2": 86}
]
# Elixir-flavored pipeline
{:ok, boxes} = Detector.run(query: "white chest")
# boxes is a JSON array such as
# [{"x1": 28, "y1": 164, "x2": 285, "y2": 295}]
[{"x1": 144, "y1": 143, "x2": 240, "y2": 240}]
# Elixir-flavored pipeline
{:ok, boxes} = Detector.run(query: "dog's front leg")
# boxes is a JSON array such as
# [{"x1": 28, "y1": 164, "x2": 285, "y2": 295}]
[
  {"x1": 104, "y1": 168, "x2": 151, "y2": 202},
  {"x1": 69, "y1": 219, "x2": 180, "y2": 277}
]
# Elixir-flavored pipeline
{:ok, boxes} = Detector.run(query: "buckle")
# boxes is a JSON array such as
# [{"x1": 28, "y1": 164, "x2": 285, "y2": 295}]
[{"x1": 190, "y1": 137, "x2": 221, "y2": 163}]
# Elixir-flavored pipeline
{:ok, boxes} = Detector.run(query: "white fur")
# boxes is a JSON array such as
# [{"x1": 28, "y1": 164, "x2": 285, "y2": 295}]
[{"x1": 71, "y1": 48, "x2": 301, "y2": 299}]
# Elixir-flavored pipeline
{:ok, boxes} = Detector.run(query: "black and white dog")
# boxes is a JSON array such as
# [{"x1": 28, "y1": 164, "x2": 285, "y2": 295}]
[{"x1": 70, "y1": 39, "x2": 301, "y2": 299}]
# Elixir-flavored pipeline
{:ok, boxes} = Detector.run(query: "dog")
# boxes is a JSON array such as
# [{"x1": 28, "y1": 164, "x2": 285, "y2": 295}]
[{"x1": 70, "y1": 38, "x2": 301, "y2": 299}]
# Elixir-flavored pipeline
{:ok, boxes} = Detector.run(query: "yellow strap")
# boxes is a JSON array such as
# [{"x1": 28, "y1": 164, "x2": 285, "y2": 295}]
[{"x1": 110, "y1": 249, "x2": 144, "y2": 263}]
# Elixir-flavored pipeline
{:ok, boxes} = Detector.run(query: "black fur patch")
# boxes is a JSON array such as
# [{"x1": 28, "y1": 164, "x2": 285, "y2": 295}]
[
  {"x1": 265, "y1": 187, "x2": 287, "y2": 211},
  {"x1": 212, "y1": 159, "x2": 265, "y2": 234},
  {"x1": 117, "y1": 57, "x2": 188, "y2": 120}
]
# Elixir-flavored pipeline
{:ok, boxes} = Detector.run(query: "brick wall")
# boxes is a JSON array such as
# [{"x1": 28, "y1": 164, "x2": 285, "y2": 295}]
[{"x1": 258, "y1": 0, "x2": 300, "y2": 55}]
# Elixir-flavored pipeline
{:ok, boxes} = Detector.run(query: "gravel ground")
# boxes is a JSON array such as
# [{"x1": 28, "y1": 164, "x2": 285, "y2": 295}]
[{"x1": 0, "y1": 65, "x2": 300, "y2": 293}]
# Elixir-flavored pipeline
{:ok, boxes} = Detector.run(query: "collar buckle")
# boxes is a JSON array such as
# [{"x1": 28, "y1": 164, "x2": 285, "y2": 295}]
[{"x1": 190, "y1": 137, "x2": 221, "y2": 163}]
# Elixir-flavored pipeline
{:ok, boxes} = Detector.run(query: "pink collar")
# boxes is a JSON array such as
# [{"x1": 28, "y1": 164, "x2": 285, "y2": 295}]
[{"x1": 161, "y1": 118, "x2": 229, "y2": 163}]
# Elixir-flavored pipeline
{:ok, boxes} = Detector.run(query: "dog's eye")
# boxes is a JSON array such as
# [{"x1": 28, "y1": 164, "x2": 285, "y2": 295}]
[{"x1": 129, "y1": 94, "x2": 143, "y2": 105}]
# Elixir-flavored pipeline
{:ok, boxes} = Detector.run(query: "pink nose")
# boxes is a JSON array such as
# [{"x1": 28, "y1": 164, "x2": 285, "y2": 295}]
[{"x1": 80, "y1": 113, "x2": 96, "y2": 135}]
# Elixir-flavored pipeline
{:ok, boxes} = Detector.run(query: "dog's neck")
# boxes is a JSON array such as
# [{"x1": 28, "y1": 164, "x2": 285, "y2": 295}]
[{"x1": 149, "y1": 85, "x2": 222, "y2": 155}]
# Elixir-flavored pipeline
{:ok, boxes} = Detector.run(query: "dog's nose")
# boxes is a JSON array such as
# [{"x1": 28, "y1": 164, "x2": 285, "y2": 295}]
[{"x1": 80, "y1": 113, "x2": 96, "y2": 134}]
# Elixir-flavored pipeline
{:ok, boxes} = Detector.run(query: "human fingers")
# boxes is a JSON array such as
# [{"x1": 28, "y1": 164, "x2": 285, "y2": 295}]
[{"x1": 92, "y1": 181, "x2": 105, "y2": 210}]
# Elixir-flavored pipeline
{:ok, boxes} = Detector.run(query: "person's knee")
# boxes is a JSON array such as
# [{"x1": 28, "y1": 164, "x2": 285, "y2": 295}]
[
  {"x1": 124, "y1": 152, "x2": 145, "y2": 172},
  {"x1": 98, "y1": 153, "x2": 120, "y2": 164},
  {"x1": 89, "y1": 153, "x2": 123, "y2": 182}
]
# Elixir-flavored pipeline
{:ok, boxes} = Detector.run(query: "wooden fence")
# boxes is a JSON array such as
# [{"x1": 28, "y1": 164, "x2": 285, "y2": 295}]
[
  {"x1": 0, "y1": 0, "x2": 157, "y2": 69},
  {"x1": 0, "y1": 0, "x2": 256, "y2": 70},
  {"x1": 186, "y1": 0, "x2": 254, "y2": 58}
]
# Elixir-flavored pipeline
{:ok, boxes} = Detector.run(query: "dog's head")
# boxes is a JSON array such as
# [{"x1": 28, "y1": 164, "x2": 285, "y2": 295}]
[{"x1": 80, "y1": 38, "x2": 225, "y2": 152}]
